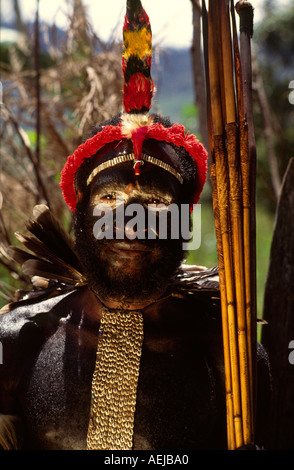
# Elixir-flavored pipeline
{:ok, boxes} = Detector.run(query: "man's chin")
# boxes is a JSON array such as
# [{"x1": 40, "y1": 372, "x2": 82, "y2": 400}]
[
  {"x1": 100, "y1": 241, "x2": 159, "y2": 275},
  {"x1": 89, "y1": 254, "x2": 170, "y2": 302},
  {"x1": 75, "y1": 234, "x2": 184, "y2": 304}
]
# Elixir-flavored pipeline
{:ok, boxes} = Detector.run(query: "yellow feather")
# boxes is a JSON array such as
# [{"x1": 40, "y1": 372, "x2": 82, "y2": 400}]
[{"x1": 123, "y1": 27, "x2": 152, "y2": 60}]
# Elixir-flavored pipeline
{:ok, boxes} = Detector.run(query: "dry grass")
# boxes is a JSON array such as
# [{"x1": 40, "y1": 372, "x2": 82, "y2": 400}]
[{"x1": 0, "y1": 4, "x2": 123, "y2": 296}]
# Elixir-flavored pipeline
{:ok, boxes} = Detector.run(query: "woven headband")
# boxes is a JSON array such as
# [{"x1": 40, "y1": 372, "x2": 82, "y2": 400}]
[{"x1": 87, "y1": 153, "x2": 184, "y2": 186}]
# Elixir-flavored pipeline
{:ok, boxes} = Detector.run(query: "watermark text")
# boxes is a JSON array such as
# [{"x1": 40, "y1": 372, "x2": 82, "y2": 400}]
[
  {"x1": 92, "y1": 200, "x2": 201, "y2": 251},
  {"x1": 289, "y1": 340, "x2": 294, "y2": 365},
  {"x1": 289, "y1": 80, "x2": 294, "y2": 105}
]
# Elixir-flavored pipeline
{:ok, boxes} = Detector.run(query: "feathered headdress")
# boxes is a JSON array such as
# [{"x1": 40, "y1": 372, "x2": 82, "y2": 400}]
[{"x1": 60, "y1": 0, "x2": 208, "y2": 212}]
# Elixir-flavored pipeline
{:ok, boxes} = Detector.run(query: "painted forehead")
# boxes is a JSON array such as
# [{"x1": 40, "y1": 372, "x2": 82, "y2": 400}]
[
  {"x1": 85, "y1": 138, "x2": 182, "y2": 194},
  {"x1": 89, "y1": 160, "x2": 181, "y2": 200}
]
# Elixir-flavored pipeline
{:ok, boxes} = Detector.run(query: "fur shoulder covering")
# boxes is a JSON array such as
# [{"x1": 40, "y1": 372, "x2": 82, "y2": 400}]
[
  {"x1": 174, "y1": 264, "x2": 219, "y2": 292},
  {"x1": 171, "y1": 263, "x2": 220, "y2": 304}
]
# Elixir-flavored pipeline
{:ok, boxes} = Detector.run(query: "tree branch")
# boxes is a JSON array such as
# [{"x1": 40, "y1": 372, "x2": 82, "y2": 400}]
[
  {"x1": 252, "y1": 56, "x2": 282, "y2": 200},
  {"x1": 2, "y1": 104, "x2": 51, "y2": 207}
]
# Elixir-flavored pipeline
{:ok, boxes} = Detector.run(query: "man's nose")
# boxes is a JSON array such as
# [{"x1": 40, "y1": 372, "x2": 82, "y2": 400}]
[{"x1": 114, "y1": 201, "x2": 148, "y2": 240}]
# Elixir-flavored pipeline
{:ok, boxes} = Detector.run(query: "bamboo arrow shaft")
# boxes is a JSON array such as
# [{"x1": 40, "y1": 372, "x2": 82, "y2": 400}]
[
  {"x1": 203, "y1": 0, "x2": 256, "y2": 449},
  {"x1": 214, "y1": 134, "x2": 244, "y2": 449},
  {"x1": 210, "y1": 163, "x2": 236, "y2": 450}
]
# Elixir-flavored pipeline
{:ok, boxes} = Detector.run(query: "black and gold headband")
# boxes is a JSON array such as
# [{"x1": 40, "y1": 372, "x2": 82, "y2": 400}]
[{"x1": 86, "y1": 152, "x2": 184, "y2": 186}]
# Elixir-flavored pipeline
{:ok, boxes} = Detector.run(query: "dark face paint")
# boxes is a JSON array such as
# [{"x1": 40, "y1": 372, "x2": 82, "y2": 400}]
[{"x1": 74, "y1": 141, "x2": 187, "y2": 304}]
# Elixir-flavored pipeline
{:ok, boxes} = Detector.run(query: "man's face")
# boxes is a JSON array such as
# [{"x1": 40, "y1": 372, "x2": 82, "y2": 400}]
[{"x1": 74, "y1": 143, "x2": 186, "y2": 304}]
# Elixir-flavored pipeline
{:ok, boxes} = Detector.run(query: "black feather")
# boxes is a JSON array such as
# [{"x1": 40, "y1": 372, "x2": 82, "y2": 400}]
[
  {"x1": 9, "y1": 205, "x2": 86, "y2": 287},
  {"x1": 25, "y1": 205, "x2": 81, "y2": 270},
  {"x1": 174, "y1": 265, "x2": 219, "y2": 292}
]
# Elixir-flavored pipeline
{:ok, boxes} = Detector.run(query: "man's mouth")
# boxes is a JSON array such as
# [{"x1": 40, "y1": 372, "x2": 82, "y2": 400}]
[{"x1": 108, "y1": 241, "x2": 153, "y2": 258}]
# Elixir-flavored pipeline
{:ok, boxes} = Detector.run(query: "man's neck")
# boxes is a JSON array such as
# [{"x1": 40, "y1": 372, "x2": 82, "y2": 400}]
[{"x1": 91, "y1": 288, "x2": 170, "y2": 312}]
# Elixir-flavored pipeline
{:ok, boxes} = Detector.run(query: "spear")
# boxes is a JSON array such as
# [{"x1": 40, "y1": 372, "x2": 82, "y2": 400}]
[{"x1": 202, "y1": 0, "x2": 256, "y2": 448}]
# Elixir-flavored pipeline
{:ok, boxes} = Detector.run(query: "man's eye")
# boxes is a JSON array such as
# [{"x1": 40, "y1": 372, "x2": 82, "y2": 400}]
[
  {"x1": 147, "y1": 198, "x2": 169, "y2": 206},
  {"x1": 148, "y1": 198, "x2": 161, "y2": 205}
]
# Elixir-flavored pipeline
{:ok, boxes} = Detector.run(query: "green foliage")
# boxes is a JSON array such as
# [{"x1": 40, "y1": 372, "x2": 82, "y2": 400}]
[
  {"x1": 253, "y1": 3, "x2": 294, "y2": 208},
  {"x1": 255, "y1": 3, "x2": 294, "y2": 73},
  {"x1": 255, "y1": 204, "x2": 275, "y2": 317},
  {"x1": 186, "y1": 188, "x2": 217, "y2": 269},
  {"x1": 0, "y1": 265, "x2": 21, "y2": 309},
  {"x1": 181, "y1": 103, "x2": 198, "y2": 134}
]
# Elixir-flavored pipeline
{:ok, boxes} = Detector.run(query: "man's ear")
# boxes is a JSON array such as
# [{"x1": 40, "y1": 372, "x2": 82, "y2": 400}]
[{"x1": 76, "y1": 189, "x2": 84, "y2": 204}]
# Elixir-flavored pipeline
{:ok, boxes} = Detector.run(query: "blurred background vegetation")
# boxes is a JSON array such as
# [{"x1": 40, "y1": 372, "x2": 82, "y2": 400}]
[{"x1": 0, "y1": 0, "x2": 293, "y2": 323}]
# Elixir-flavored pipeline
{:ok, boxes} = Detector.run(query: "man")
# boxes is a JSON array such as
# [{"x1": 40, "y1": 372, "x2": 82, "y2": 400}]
[{"x1": 0, "y1": 0, "x2": 270, "y2": 450}]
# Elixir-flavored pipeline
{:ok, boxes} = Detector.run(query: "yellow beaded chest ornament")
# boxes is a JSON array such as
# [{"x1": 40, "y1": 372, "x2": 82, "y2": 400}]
[{"x1": 86, "y1": 308, "x2": 144, "y2": 450}]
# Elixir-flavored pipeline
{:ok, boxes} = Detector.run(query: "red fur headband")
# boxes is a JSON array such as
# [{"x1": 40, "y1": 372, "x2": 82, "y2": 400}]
[{"x1": 59, "y1": 121, "x2": 208, "y2": 212}]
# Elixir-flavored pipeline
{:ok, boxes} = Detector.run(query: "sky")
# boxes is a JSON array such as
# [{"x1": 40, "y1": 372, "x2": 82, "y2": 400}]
[{"x1": 1, "y1": 0, "x2": 281, "y2": 49}]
